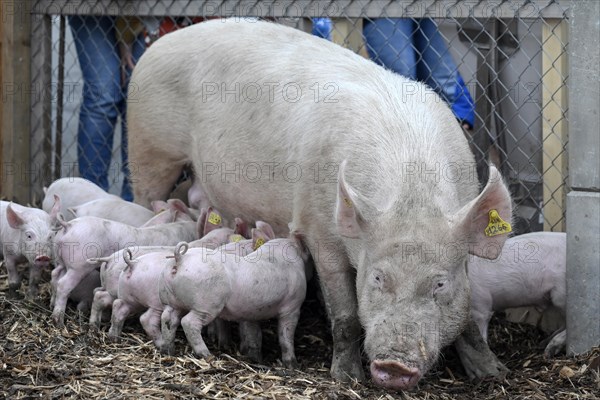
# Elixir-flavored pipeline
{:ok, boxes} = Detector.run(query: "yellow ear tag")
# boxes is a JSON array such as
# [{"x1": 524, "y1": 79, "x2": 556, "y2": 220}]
[
  {"x1": 343, "y1": 197, "x2": 352, "y2": 208},
  {"x1": 208, "y1": 212, "x2": 221, "y2": 225},
  {"x1": 253, "y1": 237, "x2": 265, "y2": 250},
  {"x1": 229, "y1": 234, "x2": 243, "y2": 243},
  {"x1": 484, "y1": 209, "x2": 512, "y2": 237}
]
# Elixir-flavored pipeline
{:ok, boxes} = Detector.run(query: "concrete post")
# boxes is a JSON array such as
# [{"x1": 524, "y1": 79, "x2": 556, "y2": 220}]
[{"x1": 566, "y1": 0, "x2": 600, "y2": 355}]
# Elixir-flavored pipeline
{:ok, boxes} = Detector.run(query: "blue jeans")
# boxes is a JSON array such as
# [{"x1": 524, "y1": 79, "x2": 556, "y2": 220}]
[
  {"x1": 69, "y1": 16, "x2": 145, "y2": 201},
  {"x1": 363, "y1": 18, "x2": 475, "y2": 128}
]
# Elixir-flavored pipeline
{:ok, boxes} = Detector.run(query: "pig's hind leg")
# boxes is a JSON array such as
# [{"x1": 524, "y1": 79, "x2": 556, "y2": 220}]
[
  {"x1": 181, "y1": 309, "x2": 218, "y2": 358},
  {"x1": 160, "y1": 306, "x2": 184, "y2": 355},
  {"x1": 108, "y1": 299, "x2": 136, "y2": 341},
  {"x1": 139, "y1": 307, "x2": 166, "y2": 349},
  {"x1": 51, "y1": 268, "x2": 88, "y2": 327},
  {"x1": 278, "y1": 310, "x2": 301, "y2": 369},
  {"x1": 89, "y1": 289, "x2": 113, "y2": 329}
]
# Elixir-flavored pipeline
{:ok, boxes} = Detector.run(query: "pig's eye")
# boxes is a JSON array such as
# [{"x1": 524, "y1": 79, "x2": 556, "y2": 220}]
[
  {"x1": 25, "y1": 232, "x2": 34, "y2": 241},
  {"x1": 433, "y1": 279, "x2": 448, "y2": 297},
  {"x1": 373, "y1": 271, "x2": 385, "y2": 289}
]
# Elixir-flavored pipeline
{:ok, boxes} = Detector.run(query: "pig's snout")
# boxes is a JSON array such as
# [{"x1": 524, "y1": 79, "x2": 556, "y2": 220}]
[
  {"x1": 370, "y1": 359, "x2": 421, "y2": 390},
  {"x1": 34, "y1": 255, "x2": 51, "y2": 267}
]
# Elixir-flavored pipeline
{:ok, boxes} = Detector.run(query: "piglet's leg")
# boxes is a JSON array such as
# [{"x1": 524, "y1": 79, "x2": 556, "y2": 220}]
[
  {"x1": 140, "y1": 308, "x2": 165, "y2": 349},
  {"x1": 108, "y1": 299, "x2": 135, "y2": 341},
  {"x1": 27, "y1": 264, "x2": 43, "y2": 299},
  {"x1": 89, "y1": 289, "x2": 113, "y2": 329},
  {"x1": 160, "y1": 306, "x2": 183, "y2": 355},
  {"x1": 52, "y1": 268, "x2": 88, "y2": 327},
  {"x1": 181, "y1": 310, "x2": 215, "y2": 358},
  {"x1": 3, "y1": 256, "x2": 21, "y2": 298},
  {"x1": 278, "y1": 310, "x2": 301, "y2": 369},
  {"x1": 50, "y1": 264, "x2": 66, "y2": 307},
  {"x1": 239, "y1": 321, "x2": 263, "y2": 363}
]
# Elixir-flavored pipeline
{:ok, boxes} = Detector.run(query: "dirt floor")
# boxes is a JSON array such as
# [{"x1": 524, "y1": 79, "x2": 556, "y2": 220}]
[{"x1": 1, "y1": 268, "x2": 598, "y2": 400}]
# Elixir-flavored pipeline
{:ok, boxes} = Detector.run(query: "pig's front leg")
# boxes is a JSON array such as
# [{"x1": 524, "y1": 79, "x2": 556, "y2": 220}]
[
  {"x1": 3, "y1": 255, "x2": 22, "y2": 298},
  {"x1": 52, "y1": 268, "x2": 88, "y2": 327},
  {"x1": 27, "y1": 264, "x2": 44, "y2": 299},
  {"x1": 312, "y1": 242, "x2": 365, "y2": 382},
  {"x1": 454, "y1": 320, "x2": 509, "y2": 380},
  {"x1": 239, "y1": 321, "x2": 263, "y2": 363}
]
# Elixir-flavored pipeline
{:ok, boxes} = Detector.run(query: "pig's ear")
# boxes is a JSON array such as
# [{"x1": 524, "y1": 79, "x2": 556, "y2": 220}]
[
  {"x1": 167, "y1": 198, "x2": 190, "y2": 216},
  {"x1": 196, "y1": 207, "x2": 208, "y2": 238},
  {"x1": 335, "y1": 160, "x2": 366, "y2": 238},
  {"x1": 49, "y1": 194, "x2": 61, "y2": 221},
  {"x1": 234, "y1": 217, "x2": 251, "y2": 238},
  {"x1": 252, "y1": 228, "x2": 270, "y2": 250},
  {"x1": 203, "y1": 207, "x2": 223, "y2": 235},
  {"x1": 256, "y1": 221, "x2": 276, "y2": 240},
  {"x1": 6, "y1": 204, "x2": 25, "y2": 229},
  {"x1": 151, "y1": 200, "x2": 169, "y2": 213},
  {"x1": 451, "y1": 165, "x2": 513, "y2": 260}
]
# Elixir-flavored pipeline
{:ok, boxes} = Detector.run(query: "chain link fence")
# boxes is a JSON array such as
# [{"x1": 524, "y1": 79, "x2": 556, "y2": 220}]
[{"x1": 28, "y1": 0, "x2": 570, "y2": 234}]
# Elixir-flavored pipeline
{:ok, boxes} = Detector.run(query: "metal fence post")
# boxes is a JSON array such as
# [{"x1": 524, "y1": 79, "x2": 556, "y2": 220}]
[{"x1": 566, "y1": 0, "x2": 600, "y2": 355}]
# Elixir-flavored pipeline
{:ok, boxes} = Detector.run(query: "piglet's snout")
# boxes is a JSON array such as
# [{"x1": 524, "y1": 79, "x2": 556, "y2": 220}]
[{"x1": 370, "y1": 359, "x2": 421, "y2": 390}]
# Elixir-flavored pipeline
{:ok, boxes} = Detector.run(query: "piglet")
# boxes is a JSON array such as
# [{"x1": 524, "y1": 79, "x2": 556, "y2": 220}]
[
  {"x1": 159, "y1": 230, "x2": 309, "y2": 368},
  {"x1": 90, "y1": 210, "x2": 250, "y2": 332},
  {"x1": 1, "y1": 196, "x2": 60, "y2": 298},
  {"x1": 51, "y1": 214, "x2": 198, "y2": 326},
  {"x1": 468, "y1": 232, "x2": 566, "y2": 357},
  {"x1": 69, "y1": 198, "x2": 155, "y2": 227},
  {"x1": 42, "y1": 177, "x2": 118, "y2": 220}
]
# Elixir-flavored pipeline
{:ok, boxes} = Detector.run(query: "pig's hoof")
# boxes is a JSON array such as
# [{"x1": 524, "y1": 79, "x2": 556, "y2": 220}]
[
  {"x1": 543, "y1": 330, "x2": 566, "y2": 358},
  {"x1": 245, "y1": 349, "x2": 263, "y2": 364},
  {"x1": 331, "y1": 355, "x2": 366, "y2": 382},
  {"x1": 159, "y1": 344, "x2": 175, "y2": 356},
  {"x1": 283, "y1": 357, "x2": 299, "y2": 370},
  {"x1": 8, "y1": 284, "x2": 21, "y2": 299},
  {"x1": 52, "y1": 313, "x2": 65, "y2": 328},
  {"x1": 26, "y1": 290, "x2": 39, "y2": 301},
  {"x1": 108, "y1": 334, "x2": 121, "y2": 343}
]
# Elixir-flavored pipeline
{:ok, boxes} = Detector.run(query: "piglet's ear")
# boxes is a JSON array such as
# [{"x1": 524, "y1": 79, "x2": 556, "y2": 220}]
[
  {"x1": 335, "y1": 160, "x2": 366, "y2": 238},
  {"x1": 451, "y1": 165, "x2": 513, "y2": 260},
  {"x1": 151, "y1": 200, "x2": 169, "y2": 213},
  {"x1": 196, "y1": 207, "x2": 208, "y2": 239},
  {"x1": 167, "y1": 198, "x2": 190, "y2": 215},
  {"x1": 203, "y1": 207, "x2": 223, "y2": 235},
  {"x1": 251, "y1": 228, "x2": 270, "y2": 251},
  {"x1": 234, "y1": 217, "x2": 251, "y2": 239},
  {"x1": 255, "y1": 220, "x2": 275, "y2": 240},
  {"x1": 6, "y1": 203, "x2": 25, "y2": 229},
  {"x1": 49, "y1": 194, "x2": 61, "y2": 222}
]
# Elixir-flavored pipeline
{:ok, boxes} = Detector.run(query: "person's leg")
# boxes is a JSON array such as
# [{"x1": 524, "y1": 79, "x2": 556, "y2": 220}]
[
  {"x1": 119, "y1": 32, "x2": 146, "y2": 201},
  {"x1": 69, "y1": 16, "x2": 123, "y2": 191},
  {"x1": 415, "y1": 19, "x2": 474, "y2": 128},
  {"x1": 363, "y1": 18, "x2": 418, "y2": 79}
]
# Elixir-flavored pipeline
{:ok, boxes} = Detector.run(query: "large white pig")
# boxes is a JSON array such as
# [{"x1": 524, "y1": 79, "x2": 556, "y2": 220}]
[{"x1": 127, "y1": 20, "x2": 513, "y2": 390}]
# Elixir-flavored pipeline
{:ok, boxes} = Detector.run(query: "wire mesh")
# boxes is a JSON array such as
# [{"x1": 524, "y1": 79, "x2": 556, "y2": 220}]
[{"x1": 30, "y1": 0, "x2": 570, "y2": 233}]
